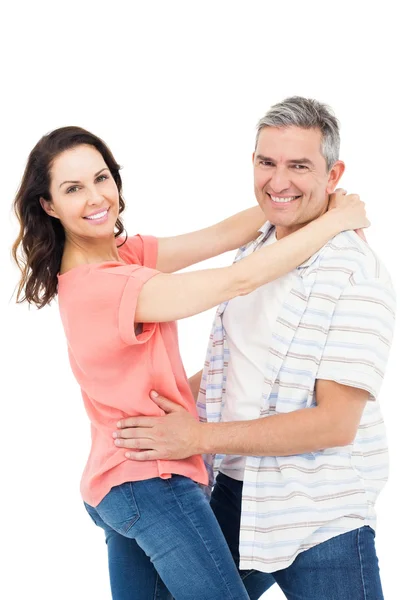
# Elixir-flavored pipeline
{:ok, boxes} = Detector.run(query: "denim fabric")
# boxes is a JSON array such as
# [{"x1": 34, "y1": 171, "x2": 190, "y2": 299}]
[
  {"x1": 85, "y1": 475, "x2": 250, "y2": 600},
  {"x1": 210, "y1": 473, "x2": 384, "y2": 600}
]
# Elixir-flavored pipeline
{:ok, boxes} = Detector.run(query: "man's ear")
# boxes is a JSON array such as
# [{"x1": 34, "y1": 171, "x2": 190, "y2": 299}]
[
  {"x1": 326, "y1": 161, "x2": 345, "y2": 194},
  {"x1": 39, "y1": 197, "x2": 60, "y2": 219}
]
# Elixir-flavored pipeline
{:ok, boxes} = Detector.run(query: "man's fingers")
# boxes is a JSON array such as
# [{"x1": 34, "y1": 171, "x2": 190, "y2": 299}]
[
  {"x1": 125, "y1": 450, "x2": 160, "y2": 461},
  {"x1": 114, "y1": 427, "x2": 154, "y2": 440},
  {"x1": 117, "y1": 417, "x2": 156, "y2": 429},
  {"x1": 117, "y1": 394, "x2": 186, "y2": 432},
  {"x1": 114, "y1": 437, "x2": 154, "y2": 449},
  {"x1": 150, "y1": 391, "x2": 185, "y2": 413}
]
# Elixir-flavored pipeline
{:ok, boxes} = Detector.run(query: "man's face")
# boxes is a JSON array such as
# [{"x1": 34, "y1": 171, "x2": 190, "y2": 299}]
[{"x1": 253, "y1": 126, "x2": 344, "y2": 238}]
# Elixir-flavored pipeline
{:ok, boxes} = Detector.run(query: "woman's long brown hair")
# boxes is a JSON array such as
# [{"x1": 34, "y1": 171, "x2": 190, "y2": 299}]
[{"x1": 12, "y1": 126, "x2": 126, "y2": 308}]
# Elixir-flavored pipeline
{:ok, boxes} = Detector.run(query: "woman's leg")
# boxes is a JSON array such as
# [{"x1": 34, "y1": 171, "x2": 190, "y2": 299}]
[
  {"x1": 84, "y1": 502, "x2": 172, "y2": 600},
  {"x1": 93, "y1": 476, "x2": 250, "y2": 600}
]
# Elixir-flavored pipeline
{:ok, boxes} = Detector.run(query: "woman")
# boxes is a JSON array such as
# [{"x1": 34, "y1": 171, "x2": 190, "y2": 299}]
[{"x1": 12, "y1": 126, "x2": 368, "y2": 600}]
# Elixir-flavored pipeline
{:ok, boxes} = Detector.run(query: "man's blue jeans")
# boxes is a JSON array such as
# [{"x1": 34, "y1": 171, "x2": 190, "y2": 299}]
[
  {"x1": 210, "y1": 472, "x2": 385, "y2": 600},
  {"x1": 84, "y1": 474, "x2": 250, "y2": 600}
]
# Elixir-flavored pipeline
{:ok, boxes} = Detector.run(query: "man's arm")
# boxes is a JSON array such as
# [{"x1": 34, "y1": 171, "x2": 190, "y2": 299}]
[
  {"x1": 115, "y1": 274, "x2": 395, "y2": 460},
  {"x1": 113, "y1": 381, "x2": 368, "y2": 460},
  {"x1": 198, "y1": 380, "x2": 368, "y2": 456}
]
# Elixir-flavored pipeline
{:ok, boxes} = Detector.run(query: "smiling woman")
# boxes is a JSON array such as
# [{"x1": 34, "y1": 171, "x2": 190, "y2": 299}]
[
  {"x1": 12, "y1": 127, "x2": 126, "y2": 308},
  {"x1": 62, "y1": 171, "x2": 114, "y2": 224},
  {"x1": 41, "y1": 146, "x2": 124, "y2": 268},
  {"x1": 11, "y1": 125, "x2": 369, "y2": 600}
]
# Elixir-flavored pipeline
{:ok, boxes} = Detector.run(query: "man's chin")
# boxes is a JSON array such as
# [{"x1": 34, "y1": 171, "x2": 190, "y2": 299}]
[{"x1": 262, "y1": 212, "x2": 297, "y2": 228}]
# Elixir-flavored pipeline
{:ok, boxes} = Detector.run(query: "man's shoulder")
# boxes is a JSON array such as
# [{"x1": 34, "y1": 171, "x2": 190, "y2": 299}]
[{"x1": 317, "y1": 230, "x2": 392, "y2": 287}]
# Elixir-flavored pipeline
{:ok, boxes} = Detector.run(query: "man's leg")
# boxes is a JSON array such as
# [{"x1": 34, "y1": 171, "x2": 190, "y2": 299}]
[
  {"x1": 273, "y1": 526, "x2": 384, "y2": 600},
  {"x1": 210, "y1": 473, "x2": 276, "y2": 600}
]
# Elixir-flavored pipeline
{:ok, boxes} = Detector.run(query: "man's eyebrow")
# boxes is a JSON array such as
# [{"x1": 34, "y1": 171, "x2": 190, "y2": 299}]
[
  {"x1": 59, "y1": 168, "x2": 109, "y2": 189},
  {"x1": 287, "y1": 158, "x2": 314, "y2": 166},
  {"x1": 255, "y1": 155, "x2": 315, "y2": 167},
  {"x1": 255, "y1": 154, "x2": 275, "y2": 162}
]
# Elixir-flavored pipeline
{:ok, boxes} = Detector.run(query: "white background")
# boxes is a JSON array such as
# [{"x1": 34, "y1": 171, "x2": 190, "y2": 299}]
[{"x1": 1, "y1": 1, "x2": 399, "y2": 599}]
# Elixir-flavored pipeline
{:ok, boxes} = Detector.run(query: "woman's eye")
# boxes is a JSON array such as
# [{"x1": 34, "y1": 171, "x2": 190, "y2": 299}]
[
  {"x1": 96, "y1": 174, "x2": 109, "y2": 183},
  {"x1": 66, "y1": 186, "x2": 79, "y2": 194}
]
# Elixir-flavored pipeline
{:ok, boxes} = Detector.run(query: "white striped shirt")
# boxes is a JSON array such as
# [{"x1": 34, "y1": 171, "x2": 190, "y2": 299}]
[{"x1": 197, "y1": 222, "x2": 396, "y2": 572}]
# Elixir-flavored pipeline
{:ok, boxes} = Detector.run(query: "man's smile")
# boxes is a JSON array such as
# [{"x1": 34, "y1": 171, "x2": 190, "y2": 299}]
[{"x1": 268, "y1": 193, "x2": 302, "y2": 204}]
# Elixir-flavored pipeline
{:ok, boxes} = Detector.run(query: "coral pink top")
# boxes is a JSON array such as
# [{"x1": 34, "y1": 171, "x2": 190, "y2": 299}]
[{"x1": 57, "y1": 235, "x2": 208, "y2": 506}]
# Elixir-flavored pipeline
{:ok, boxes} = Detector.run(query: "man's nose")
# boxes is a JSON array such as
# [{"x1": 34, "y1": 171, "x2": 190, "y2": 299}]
[{"x1": 269, "y1": 167, "x2": 291, "y2": 193}]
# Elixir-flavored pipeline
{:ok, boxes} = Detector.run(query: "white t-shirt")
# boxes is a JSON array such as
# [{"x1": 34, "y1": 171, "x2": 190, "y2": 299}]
[{"x1": 220, "y1": 232, "x2": 295, "y2": 480}]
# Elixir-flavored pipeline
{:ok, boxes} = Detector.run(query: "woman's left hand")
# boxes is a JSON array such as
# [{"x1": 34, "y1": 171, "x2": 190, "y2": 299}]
[{"x1": 329, "y1": 188, "x2": 368, "y2": 242}]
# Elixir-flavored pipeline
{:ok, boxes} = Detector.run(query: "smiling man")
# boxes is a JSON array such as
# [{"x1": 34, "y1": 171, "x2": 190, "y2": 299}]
[
  {"x1": 254, "y1": 125, "x2": 343, "y2": 232},
  {"x1": 115, "y1": 97, "x2": 396, "y2": 599}
]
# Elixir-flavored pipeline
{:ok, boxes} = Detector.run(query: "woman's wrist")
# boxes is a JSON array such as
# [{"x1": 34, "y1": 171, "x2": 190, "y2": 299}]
[
  {"x1": 221, "y1": 206, "x2": 265, "y2": 251},
  {"x1": 319, "y1": 209, "x2": 347, "y2": 237}
]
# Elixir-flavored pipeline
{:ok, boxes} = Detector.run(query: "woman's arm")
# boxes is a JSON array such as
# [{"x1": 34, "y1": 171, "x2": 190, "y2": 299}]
[
  {"x1": 156, "y1": 206, "x2": 265, "y2": 273},
  {"x1": 136, "y1": 196, "x2": 368, "y2": 323}
]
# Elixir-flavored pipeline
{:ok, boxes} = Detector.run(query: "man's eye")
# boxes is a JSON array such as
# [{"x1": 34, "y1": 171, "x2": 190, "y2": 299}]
[
  {"x1": 260, "y1": 160, "x2": 274, "y2": 167},
  {"x1": 292, "y1": 164, "x2": 307, "y2": 170},
  {"x1": 66, "y1": 186, "x2": 79, "y2": 194}
]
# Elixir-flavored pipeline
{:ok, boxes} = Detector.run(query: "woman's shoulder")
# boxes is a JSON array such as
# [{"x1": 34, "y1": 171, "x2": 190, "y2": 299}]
[
  {"x1": 58, "y1": 261, "x2": 136, "y2": 286},
  {"x1": 118, "y1": 234, "x2": 158, "y2": 268}
]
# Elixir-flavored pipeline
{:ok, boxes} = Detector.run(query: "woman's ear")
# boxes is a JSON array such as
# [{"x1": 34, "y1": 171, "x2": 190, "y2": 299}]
[
  {"x1": 326, "y1": 161, "x2": 345, "y2": 194},
  {"x1": 40, "y1": 197, "x2": 60, "y2": 219}
]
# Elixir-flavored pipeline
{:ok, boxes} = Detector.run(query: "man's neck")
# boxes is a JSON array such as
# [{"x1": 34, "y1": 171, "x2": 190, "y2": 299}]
[
  {"x1": 275, "y1": 223, "x2": 305, "y2": 240},
  {"x1": 275, "y1": 206, "x2": 330, "y2": 240}
]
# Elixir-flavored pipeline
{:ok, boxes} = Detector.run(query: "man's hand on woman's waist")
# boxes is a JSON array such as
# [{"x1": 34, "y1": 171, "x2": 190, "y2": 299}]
[{"x1": 113, "y1": 391, "x2": 203, "y2": 460}]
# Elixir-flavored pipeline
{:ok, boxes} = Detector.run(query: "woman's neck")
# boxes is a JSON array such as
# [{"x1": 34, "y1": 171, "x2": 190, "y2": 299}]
[{"x1": 60, "y1": 237, "x2": 122, "y2": 274}]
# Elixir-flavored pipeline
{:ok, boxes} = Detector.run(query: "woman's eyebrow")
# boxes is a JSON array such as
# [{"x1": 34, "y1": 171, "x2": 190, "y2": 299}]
[{"x1": 59, "y1": 168, "x2": 109, "y2": 188}]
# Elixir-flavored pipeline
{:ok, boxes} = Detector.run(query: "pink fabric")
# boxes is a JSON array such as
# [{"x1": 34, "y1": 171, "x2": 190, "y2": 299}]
[{"x1": 58, "y1": 235, "x2": 207, "y2": 506}]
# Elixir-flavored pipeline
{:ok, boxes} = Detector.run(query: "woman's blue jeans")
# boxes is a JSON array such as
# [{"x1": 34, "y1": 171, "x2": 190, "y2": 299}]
[
  {"x1": 84, "y1": 475, "x2": 250, "y2": 600},
  {"x1": 210, "y1": 472, "x2": 385, "y2": 600}
]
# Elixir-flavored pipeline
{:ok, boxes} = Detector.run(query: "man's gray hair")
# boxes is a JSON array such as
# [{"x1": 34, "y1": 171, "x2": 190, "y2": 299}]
[{"x1": 256, "y1": 96, "x2": 340, "y2": 170}]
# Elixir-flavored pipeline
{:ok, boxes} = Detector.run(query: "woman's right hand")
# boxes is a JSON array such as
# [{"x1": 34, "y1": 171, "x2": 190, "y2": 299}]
[{"x1": 327, "y1": 188, "x2": 370, "y2": 234}]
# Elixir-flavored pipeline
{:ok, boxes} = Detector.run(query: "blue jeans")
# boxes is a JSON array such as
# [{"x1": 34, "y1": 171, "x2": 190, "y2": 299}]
[
  {"x1": 84, "y1": 475, "x2": 250, "y2": 600},
  {"x1": 210, "y1": 472, "x2": 385, "y2": 600}
]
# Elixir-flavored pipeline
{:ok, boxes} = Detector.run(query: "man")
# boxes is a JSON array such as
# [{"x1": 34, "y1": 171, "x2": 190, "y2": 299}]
[{"x1": 115, "y1": 97, "x2": 395, "y2": 599}]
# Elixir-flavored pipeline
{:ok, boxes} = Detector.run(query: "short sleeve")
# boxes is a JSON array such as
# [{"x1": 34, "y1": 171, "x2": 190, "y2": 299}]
[
  {"x1": 117, "y1": 264, "x2": 160, "y2": 345},
  {"x1": 316, "y1": 278, "x2": 396, "y2": 400},
  {"x1": 59, "y1": 263, "x2": 162, "y2": 361},
  {"x1": 118, "y1": 235, "x2": 158, "y2": 269}
]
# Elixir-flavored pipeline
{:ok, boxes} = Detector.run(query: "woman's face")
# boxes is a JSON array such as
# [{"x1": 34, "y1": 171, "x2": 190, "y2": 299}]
[{"x1": 41, "y1": 144, "x2": 120, "y2": 242}]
